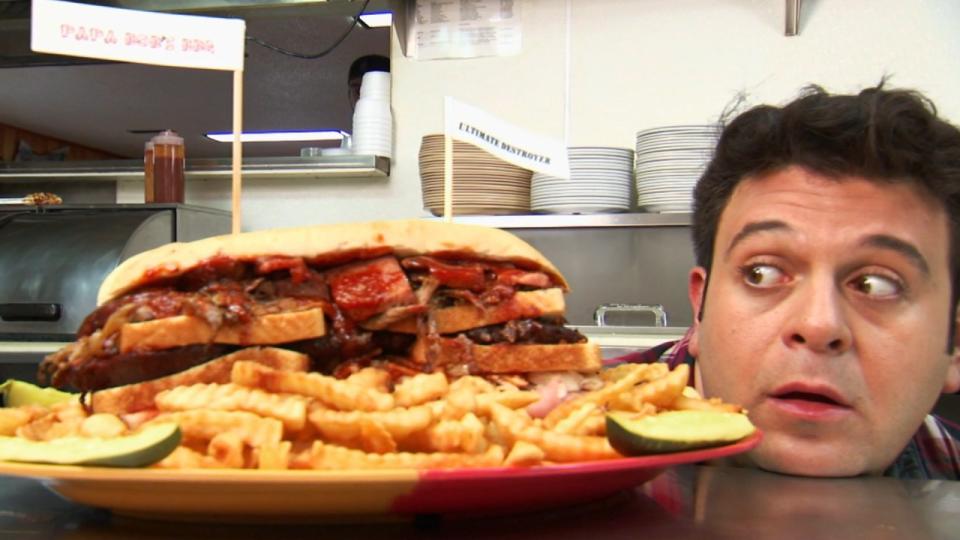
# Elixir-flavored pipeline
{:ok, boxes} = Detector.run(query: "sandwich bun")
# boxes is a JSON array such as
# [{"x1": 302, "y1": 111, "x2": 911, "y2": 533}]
[{"x1": 99, "y1": 219, "x2": 567, "y2": 305}]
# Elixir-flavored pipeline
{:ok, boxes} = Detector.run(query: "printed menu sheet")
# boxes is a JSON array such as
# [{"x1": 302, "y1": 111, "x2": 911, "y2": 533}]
[{"x1": 406, "y1": 0, "x2": 522, "y2": 60}]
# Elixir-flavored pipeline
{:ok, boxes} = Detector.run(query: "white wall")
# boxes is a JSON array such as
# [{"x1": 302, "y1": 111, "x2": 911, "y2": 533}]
[{"x1": 120, "y1": 0, "x2": 960, "y2": 231}]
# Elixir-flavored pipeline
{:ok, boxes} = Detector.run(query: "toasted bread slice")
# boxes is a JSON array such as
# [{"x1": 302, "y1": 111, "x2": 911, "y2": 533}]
[
  {"x1": 380, "y1": 288, "x2": 565, "y2": 335},
  {"x1": 410, "y1": 337, "x2": 601, "y2": 374},
  {"x1": 119, "y1": 308, "x2": 327, "y2": 353},
  {"x1": 90, "y1": 347, "x2": 310, "y2": 414}
]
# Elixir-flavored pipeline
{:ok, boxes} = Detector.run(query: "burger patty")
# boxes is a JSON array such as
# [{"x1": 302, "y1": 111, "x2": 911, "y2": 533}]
[
  {"x1": 47, "y1": 317, "x2": 581, "y2": 392},
  {"x1": 52, "y1": 344, "x2": 238, "y2": 392},
  {"x1": 462, "y1": 318, "x2": 586, "y2": 345},
  {"x1": 286, "y1": 331, "x2": 417, "y2": 374}
]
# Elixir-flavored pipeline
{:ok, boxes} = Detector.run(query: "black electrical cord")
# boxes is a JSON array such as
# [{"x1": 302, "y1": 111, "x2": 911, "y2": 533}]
[
  {"x1": 0, "y1": 209, "x2": 37, "y2": 232},
  {"x1": 244, "y1": 0, "x2": 372, "y2": 60}
]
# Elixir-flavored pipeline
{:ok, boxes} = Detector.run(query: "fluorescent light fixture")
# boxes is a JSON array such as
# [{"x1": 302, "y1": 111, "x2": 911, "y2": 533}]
[
  {"x1": 205, "y1": 130, "x2": 345, "y2": 143},
  {"x1": 358, "y1": 12, "x2": 392, "y2": 28}
]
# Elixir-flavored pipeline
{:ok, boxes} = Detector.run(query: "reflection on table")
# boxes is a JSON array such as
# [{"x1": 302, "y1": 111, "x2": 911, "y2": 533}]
[{"x1": 1, "y1": 464, "x2": 957, "y2": 540}]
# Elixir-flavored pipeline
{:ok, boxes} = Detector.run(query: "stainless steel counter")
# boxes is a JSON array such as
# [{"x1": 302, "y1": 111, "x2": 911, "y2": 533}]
[{"x1": 1, "y1": 465, "x2": 956, "y2": 539}]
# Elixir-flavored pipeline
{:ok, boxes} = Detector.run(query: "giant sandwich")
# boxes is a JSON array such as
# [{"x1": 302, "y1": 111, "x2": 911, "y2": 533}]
[{"x1": 39, "y1": 220, "x2": 600, "y2": 407}]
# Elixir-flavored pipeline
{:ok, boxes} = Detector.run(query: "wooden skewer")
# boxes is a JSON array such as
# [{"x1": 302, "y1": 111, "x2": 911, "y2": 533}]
[
  {"x1": 443, "y1": 133, "x2": 453, "y2": 223},
  {"x1": 443, "y1": 96, "x2": 453, "y2": 223},
  {"x1": 231, "y1": 68, "x2": 243, "y2": 235}
]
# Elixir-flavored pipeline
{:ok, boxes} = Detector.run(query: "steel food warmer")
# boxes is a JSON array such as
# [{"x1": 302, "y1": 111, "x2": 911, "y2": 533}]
[{"x1": 0, "y1": 204, "x2": 230, "y2": 383}]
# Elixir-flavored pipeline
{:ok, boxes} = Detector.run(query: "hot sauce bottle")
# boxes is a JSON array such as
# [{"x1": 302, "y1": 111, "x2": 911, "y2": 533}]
[{"x1": 150, "y1": 130, "x2": 185, "y2": 203}]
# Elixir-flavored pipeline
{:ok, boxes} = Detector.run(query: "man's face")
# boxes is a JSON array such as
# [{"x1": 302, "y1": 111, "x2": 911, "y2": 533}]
[
  {"x1": 348, "y1": 76, "x2": 362, "y2": 110},
  {"x1": 688, "y1": 165, "x2": 960, "y2": 476}
]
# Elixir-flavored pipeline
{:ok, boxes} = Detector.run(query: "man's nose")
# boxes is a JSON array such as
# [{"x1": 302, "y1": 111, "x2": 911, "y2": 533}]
[{"x1": 786, "y1": 275, "x2": 852, "y2": 355}]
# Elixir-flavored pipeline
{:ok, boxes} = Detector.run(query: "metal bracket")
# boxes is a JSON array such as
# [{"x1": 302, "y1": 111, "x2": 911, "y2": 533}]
[
  {"x1": 593, "y1": 304, "x2": 668, "y2": 328},
  {"x1": 785, "y1": 0, "x2": 802, "y2": 36}
]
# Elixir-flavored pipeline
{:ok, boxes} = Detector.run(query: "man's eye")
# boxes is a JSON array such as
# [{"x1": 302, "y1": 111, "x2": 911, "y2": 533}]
[
  {"x1": 742, "y1": 264, "x2": 784, "y2": 287},
  {"x1": 852, "y1": 274, "x2": 901, "y2": 298}
]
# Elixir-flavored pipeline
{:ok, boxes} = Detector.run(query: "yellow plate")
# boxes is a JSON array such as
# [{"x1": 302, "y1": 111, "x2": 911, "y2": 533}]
[{"x1": 0, "y1": 430, "x2": 762, "y2": 521}]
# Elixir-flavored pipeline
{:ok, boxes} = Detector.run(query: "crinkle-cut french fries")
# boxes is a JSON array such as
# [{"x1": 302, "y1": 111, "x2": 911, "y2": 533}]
[
  {"x1": 307, "y1": 440, "x2": 505, "y2": 470},
  {"x1": 543, "y1": 363, "x2": 666, "y2": 429},
  {"x1": 601, "y1": 362, "x2": 668, "y2": 383},
  {"x1": 346, "y1": 367, "x2": 391, "y2": 393},
  {"x1": 439, "y1": 385, "x2": 478, "y2": 421},
  {"x1": 403, "y1": 412, "x2": 487, "y2": 454},
  {"x1": 611, "y1": 364, "x2": 690, "y2": 409},
  {"x1": 475, "y1": 390, "x2": 541, "y2": 415},
  {"x1": 150, "y1": 409, "x2": 283, "y2": 447},
  {"x1": 573, "y1": 413, "x2": 608, "y2": 437},
  {"x1": 80, "y1": 413, "x2": 127, "y2": 438},
  {"x1": 257, "y1": 441, "x2": 292, "y2": 470},
  {"x1": 208, "y1": 432, "x2": 247, "y2": 468},
  {"x1": 671, "y1": 394, "x2": 744, "y2": 413},
  {"x1": 489, "y1": 403, "x2": 621, "y2": 462},
  {"x1": 552, "y1": 403, "x2": 599, "y2": 435},
  {"x1": 0, "y1": 406, "x2": 42, "y2": 437},
  {"x1": 231, "y1": 361, "x2": 394, "y2": 412},
  {"x1": 393, "y1": 372, "x2": 449, "y2": 407},
  {"x1": 448, "y1": 375, "x2": 497, "y2": 395},
  {"x1": 3, "y1": 345, "x2": 748, "y2": 470},
  {"x1": 308, "y1": 403, "x2": 434, "y2": 443},
  {"x1": 154, "y1": 446, "x2": 207, "y2": 469},
  {"x1": 358, "y1": 418, "x2": 398, "y2": 454},
  {"x1": 155, "y1": 382, "x2": 308, "y2": 432},
  {"x1": 504, "y1": 440, "x2": 546, "y2": 467}
]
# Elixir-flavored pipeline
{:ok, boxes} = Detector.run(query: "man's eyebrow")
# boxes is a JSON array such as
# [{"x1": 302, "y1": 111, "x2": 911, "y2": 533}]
[
  {"x1": 725, "y1": 220, "x2": 790, "y2": 258},
  {"x1": 863, "y1": 234, "x2": 930, "y2": 276}
]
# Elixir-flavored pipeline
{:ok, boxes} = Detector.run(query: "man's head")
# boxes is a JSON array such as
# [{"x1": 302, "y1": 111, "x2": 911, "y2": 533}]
[
  {"x1": 687, "y1": 84, "x2": 960, "y2": 476},
  {"x1": 348, "y1": 54, "x2": 390, "y2": 109}
]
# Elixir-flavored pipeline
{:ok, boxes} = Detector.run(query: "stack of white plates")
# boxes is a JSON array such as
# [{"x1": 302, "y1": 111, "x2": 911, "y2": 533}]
[
  {"x1": 419, "y1": 134, "x2": 532, "y2": 215},
  {"x1": 531, "y1": 147, "x2": 634, "y2": 214},
  {"x1": 635, "y1": 125, "x2": 719, "y2": 213}
]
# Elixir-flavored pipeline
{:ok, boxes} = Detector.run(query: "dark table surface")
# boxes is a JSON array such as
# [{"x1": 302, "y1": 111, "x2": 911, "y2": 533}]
[{"x1": 2, "y1": 464, "x2": 958, "y2": 540}]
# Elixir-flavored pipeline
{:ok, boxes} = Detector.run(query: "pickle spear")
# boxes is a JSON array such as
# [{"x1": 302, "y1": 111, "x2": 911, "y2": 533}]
[
  {"x1": 607, "y1": 410, "x2": 756, "y2": 455},
  {"x1": 0, "y1": 422, "x2": 181, "y2": 467}
]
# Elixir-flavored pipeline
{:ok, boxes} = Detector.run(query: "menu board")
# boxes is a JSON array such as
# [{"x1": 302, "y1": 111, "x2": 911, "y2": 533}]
[{"x1": 406, "y1": 0, "x2": 522, "y2": 60}]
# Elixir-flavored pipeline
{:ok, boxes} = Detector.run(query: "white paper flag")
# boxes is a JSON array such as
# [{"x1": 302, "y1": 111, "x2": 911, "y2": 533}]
[
  {"x1": 31, "y1": 0, "x2": 245, "y2": 71},
  {"x1": 444, "y1": 97, "x2": 569, "y2": 178}
]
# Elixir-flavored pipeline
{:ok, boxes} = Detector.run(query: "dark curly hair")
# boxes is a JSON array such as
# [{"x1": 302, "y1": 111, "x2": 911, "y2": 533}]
[{"x1": 692, "y1": 83, "x2": 960, "y2": 346}]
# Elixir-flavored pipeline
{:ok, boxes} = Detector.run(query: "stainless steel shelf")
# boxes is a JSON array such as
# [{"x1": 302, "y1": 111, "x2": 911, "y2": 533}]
[
  {"x1": 0, "y1": 155, "x2": 390, "y2": 182},
  {"x1": 429, "y1": 212, "x2": 691, "y2": 228}
]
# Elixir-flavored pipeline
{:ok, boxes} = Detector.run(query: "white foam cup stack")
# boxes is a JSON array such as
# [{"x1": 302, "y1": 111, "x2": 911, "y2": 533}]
[
  {"x1": 352, "y1": 70, "x2": 392, "y2": 158},
  {"x1": 359, "y1": 71, "x2": 391, "y2": 100}
]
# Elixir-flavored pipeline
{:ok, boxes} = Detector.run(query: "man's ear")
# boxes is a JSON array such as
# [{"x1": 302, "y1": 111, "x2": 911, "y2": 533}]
[
  {"x1": 944, "y1": 351, "x2": 960, "y2": 394},
  {"x1": 944, "y1": 318, "x2": 960, "y2": 394},
  {"x1": 688, "y1": 267, "x2": 708, "y2": 358}
]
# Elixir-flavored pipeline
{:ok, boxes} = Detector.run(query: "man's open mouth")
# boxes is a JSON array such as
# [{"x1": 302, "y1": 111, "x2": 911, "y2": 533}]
[
  {"x1": 774, "y1": 391, "x2": 844, "y2": 406},
  {"x1": 768, "y1": 384, "x2": 852, "y2": 417}
]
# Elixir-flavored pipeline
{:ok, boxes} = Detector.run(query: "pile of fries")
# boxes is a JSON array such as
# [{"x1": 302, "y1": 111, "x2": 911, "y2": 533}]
[{"x1": 1, "y1": 355, "x2": 741, "y2": 470}]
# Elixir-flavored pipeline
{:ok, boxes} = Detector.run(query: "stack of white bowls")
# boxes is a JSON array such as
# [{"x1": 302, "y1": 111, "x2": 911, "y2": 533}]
[
  {"x1": 352, "y1": 71, "x2": 392, "y2": 158},
  {"x1": 531, "y1": 146, "x2": 634, "y2": 214},
  {"x1": 634, "y1": 125, "x2": 719, "y2": 213},
  {"x1": 419, "y1": 134, "x2": 532, "y2": 216}
]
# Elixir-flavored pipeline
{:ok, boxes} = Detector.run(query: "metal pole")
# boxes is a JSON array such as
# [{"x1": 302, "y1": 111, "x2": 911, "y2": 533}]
[{"x1": 785, "y1": 0, "x2": 801, "y2": 36}]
